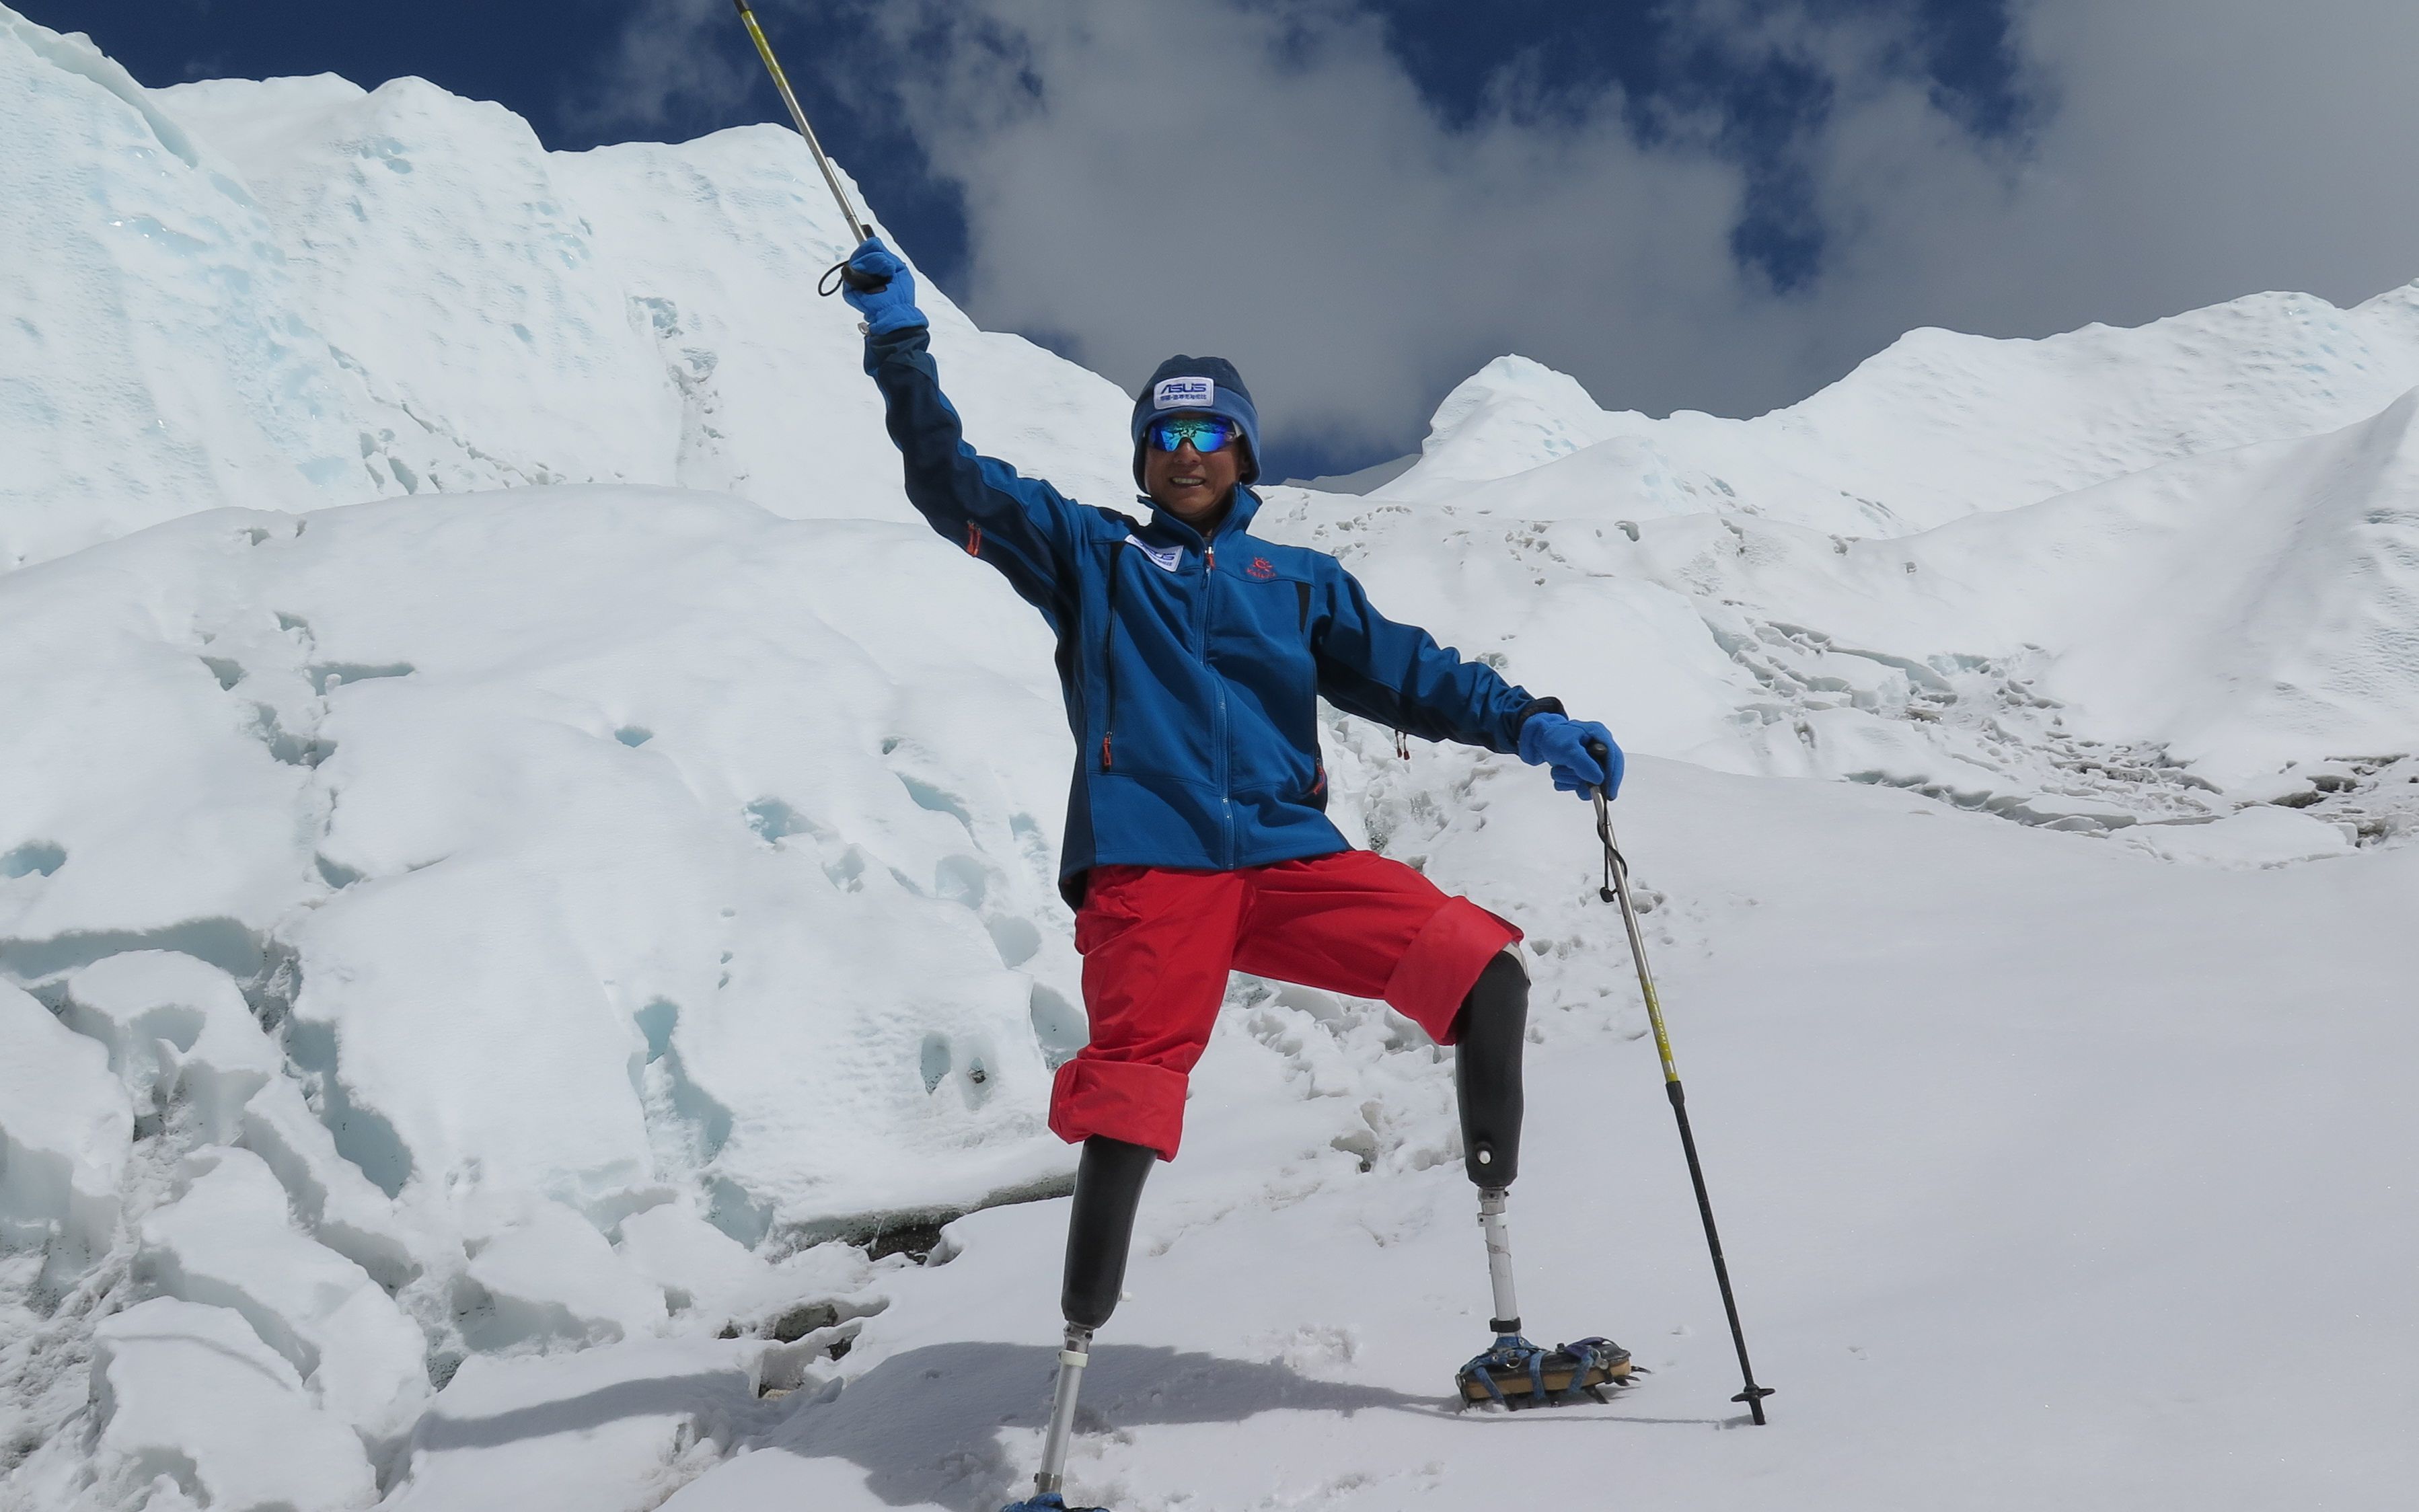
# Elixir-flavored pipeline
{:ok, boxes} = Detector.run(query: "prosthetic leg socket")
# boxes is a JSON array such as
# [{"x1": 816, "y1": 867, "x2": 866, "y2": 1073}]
[
  {"x1": 1061, "y1": 1135, "x2": 1154, "y2": 1329},
  {"x1": 1454, "y1": 951, "x2": 1528, "y2": 1188}
]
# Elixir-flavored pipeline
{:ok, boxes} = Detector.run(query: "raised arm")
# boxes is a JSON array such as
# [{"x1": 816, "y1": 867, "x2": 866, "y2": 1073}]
[{"x1": 848, "y1": 239, "x2": 1087, "y2": 616}]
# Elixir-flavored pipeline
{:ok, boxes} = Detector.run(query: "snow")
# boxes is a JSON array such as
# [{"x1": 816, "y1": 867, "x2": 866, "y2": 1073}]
[
  {"x1": 644, "y1": 763, "x2": 2419, "y2": 1512},
  {"x1": 1256, "y1": 373, "x2": 2419, "y2": 833},
  {"x1": 0, "y1": 12, "x2": 1130, "y2": 572},
  {"x1": 1395, "y1": 288, "x2": 2419, "y2": 537},
  {"x1": 630, "y1": 763, "x2": 2419, "y2": 1511},
  {"x1": 59, "y1": 954, "x2": 280, "y2": 1145},
  {"x1": 2, "y1": 5, "x2": 2416, "y2": 1510},
  {"x1": 135, "y1": 1149, "x2": 427, "y2": 1438},
  {"x1": 157, "y1": 73, "x2": 686, "y2": 496},
  {"x1": 0, "y1": 984, "x2": 131, "y2": 1291},
  {"x1": 377, "y1": 1338, "x2": 772, "y2": 1512},
  {"x1": 461, "y1": 1201, "x2": 667, "y2": 1351},
  {"x1": 0, "y1": 15, "x2": 352, "y2": 569},
  {"x1": 87, "y1": 1298, "x2": 378, "y2": 1512},
  {"x1": 2119, "y1": 804, "x2": 2358, "y2": 868}
]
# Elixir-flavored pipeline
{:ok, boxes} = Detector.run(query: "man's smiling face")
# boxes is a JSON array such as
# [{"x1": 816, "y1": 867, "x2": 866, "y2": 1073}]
[{"x1": 1143, "y1": 414, "x2": 1244, "y2": 526}]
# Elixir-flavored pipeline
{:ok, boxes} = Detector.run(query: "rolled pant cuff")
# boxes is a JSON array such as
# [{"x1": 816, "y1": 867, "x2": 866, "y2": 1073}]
[
  {"x1": 1384, "y1": 896, "x2": 1524, "y2": 1043},
  {"x1": 1049, "y1": 1058, "x2": 1189, "y2": 1160}
]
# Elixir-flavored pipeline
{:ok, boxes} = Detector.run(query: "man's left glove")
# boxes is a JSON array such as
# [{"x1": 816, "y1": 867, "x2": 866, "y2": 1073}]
[
  {"x1": 1518, "y1": 712, "x2": 1623, "y2": 800},
  {"x1": 840, "y1": 237, "x2": 926, "y2": 335}
]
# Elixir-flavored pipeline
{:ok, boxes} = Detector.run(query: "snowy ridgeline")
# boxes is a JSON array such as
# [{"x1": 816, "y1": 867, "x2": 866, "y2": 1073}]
[{"x1": 3, "y1": 5, "x2": 2419, "y2": 1509}]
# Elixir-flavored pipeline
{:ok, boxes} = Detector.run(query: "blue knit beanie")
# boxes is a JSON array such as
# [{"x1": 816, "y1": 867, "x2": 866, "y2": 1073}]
[{"x1": 1131, "y1": 354, "x2": 1261, "y2": 486}]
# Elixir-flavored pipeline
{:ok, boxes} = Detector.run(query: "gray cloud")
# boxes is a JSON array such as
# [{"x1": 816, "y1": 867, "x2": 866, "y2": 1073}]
[
  {"x1": 1833, "y1": 1, "x2": 2419, "y2": 330},
  {"x1": 587, "y1": 0, "x2": 2419, "y2": 462},
  {"x1": 856, "y1": 0, "x2": 1771, "y2": 455},
  {"x1": 562, "y1": 0, "x2": 755, "y2": 139}
]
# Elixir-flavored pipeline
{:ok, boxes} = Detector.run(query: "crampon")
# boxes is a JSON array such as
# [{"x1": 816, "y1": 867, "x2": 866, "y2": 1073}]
[{"x1": 1456, "y1": 1333, "x2": 1633, "y2": 1408}]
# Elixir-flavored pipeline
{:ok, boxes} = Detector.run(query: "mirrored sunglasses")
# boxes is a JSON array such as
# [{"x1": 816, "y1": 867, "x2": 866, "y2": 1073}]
[{"x1": 1148, "y1": 416, "x2": 1239, "y2": 454}]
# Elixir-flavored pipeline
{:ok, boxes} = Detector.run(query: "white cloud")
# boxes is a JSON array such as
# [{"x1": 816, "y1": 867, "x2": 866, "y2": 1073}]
[
  {"x1": 610, "y1": 0, "x2": 2419, "y2": 459},
  {"x1": 564, "y1": 0, "x2": 755, "y2": 139}
]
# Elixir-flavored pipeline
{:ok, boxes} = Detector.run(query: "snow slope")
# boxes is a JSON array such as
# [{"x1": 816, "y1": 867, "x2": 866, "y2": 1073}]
[
  {"x1": 3, "y1": 7, "x2": 2416, "y2": 1510},
  {"x1": 659, "y1": 765, "x2": 2419, "y2": 1511},
  {"x1": 1259, "y1": 379, "x2": 2419, "y2": 830},
  {"x1": 1395, "y1": 287, "x2": 2419, "y2": 535},
  {"x1": 0, "y1": 15, "x2": 1131, "y2": 570}
]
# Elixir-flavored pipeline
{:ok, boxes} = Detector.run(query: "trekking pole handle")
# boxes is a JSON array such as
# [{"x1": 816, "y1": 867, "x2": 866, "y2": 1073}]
[
  {"x1": 731, "y1": 1, "x2": 891, "y2": 295},
  {"x1": 1584, "y1": 737, "x2": 1623, "y2": 903},
  {"x1": 1584, "y1": 739, "x2": 1614, "y2": 796}
]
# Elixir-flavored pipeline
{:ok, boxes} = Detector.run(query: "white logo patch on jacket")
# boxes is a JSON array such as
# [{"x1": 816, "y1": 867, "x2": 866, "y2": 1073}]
[
  {"x1": 1152, "y1": 377, "x2": 1214, "y2": 411},
  {"x1": 1124, "y1": 533, "x2": 1183, "y2": 571}
]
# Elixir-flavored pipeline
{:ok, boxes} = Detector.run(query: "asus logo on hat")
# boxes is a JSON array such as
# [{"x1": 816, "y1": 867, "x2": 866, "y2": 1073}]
[{"x1": 1153, "y1": 376, "x2": 1215, "y2": 410}]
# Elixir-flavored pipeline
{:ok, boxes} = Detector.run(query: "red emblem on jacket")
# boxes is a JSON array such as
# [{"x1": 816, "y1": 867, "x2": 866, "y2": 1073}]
[{"x1": 1247, "y1": 556, "x2": 1277, "y2": 580}]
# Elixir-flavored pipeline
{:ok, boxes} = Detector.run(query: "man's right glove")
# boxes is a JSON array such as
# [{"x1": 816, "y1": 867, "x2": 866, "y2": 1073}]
[
  {"x1": 1518, "y1": 712, "x2": 1624, "y2": 800},
  {"x1": 839, "y1": 237, "x2": 926, "y2": 335}
]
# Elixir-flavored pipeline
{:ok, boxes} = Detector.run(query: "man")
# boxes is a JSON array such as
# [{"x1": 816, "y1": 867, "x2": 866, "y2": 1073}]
[{"x1": 842, "y1": 239, "x2": 1627, "y2": 1509}]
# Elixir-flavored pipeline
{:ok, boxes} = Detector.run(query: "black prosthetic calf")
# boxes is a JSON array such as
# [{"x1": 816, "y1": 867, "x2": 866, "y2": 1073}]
[
  {"x1": 1452, "y1": 952, "x2": 1528, "y2": 1188},
  {"x1": 1060, "y1": 1135, "x2": 1155, "y2": 1328}
]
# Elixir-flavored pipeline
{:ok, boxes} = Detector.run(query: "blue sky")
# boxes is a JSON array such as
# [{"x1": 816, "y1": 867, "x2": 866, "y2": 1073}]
[{"x1": 26, "y1": 1, "x2": 2419, "y2": 482}]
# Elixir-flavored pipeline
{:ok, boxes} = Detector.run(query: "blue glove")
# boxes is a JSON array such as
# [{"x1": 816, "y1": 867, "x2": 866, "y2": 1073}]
[
  {"x1": 838, "y1": 237, "x2": 926, "y2": 335},
  {"x1": 1518, "y1": 712, "x2": 1623, "y2": 800}
]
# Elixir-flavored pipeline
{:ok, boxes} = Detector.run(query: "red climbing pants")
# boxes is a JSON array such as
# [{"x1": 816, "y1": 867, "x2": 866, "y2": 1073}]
[{"x1": 1050, "y1": 850, "x2": 1524, "y2": 1160}]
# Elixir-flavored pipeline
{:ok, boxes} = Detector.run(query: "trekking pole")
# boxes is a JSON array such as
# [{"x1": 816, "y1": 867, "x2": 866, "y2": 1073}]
[
  {"x1": 730, "y1": 0, "x2": 889, "y2": 295},
  {"x1": 1586, "y1": 740, "x2": 1775, "y2": 1425}
]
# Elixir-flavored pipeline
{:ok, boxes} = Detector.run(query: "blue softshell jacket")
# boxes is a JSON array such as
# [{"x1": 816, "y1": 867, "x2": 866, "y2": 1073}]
[{"x1": 866, "y1": 326, "x2": 1561, "y2": 905}]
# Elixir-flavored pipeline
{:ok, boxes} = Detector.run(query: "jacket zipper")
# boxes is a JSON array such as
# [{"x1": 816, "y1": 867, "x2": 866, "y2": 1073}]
[
  {"x1": 1200, "y1": 537, "x2": 1232, "y2": 865},
  {"x1": 1105, "y1": 519, "x2": 1235, "y2": 858},
  {"x1": 1100, "y1": 541, "x2": 1126, "y2": 769}
]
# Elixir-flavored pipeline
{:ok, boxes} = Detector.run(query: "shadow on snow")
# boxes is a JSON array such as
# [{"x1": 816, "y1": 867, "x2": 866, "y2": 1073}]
[{"x1": 407, "y1": 1340, "x2": 1723, "y2": 1509}]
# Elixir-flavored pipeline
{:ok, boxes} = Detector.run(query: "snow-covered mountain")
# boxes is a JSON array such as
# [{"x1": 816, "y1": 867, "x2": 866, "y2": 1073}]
[{"x1": 3, "y1": 8, "x2": 2414, "y2": 1511}]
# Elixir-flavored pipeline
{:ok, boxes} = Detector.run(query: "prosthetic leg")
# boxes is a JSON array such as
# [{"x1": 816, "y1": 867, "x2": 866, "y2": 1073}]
[
  {"x1": 1451, "y1": 953, "x2": 1632, "y2": 1408},
  {"x1": 1010, "y1": 1135, "x2": 1154, "y2": 1512}
]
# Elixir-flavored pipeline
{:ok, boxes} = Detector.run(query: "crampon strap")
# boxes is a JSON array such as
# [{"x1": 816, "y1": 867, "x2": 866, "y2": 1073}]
[
  {"x1": 1458, "y1": 1332, "x2": 1547, "y2": 1406},
  {"x1": 1458, "y1": 1334, "x2": 1628, "y2": 1407}
]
